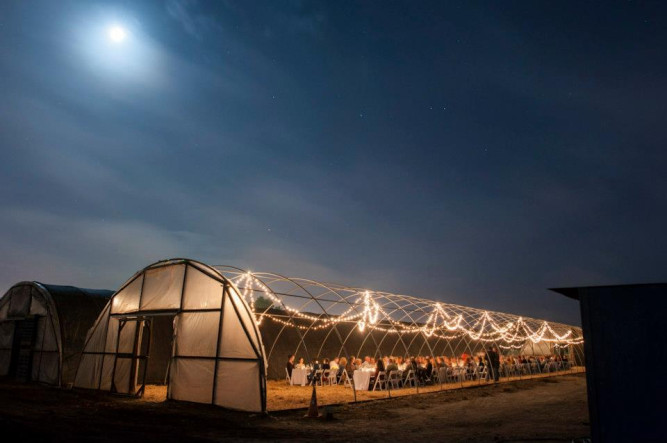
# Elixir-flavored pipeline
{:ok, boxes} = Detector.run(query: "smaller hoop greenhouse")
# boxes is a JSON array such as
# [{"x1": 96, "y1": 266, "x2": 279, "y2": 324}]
[
  {"x1": 74, "y1": 259, "x2": 267, "y2": 413},
  {"x1": 0, "y1": 282, "x2": 112, "y2": 386}
]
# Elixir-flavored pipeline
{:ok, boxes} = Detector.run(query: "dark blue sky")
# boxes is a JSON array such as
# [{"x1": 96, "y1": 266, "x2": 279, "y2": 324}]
[{"x1": 1, "y1": 1, "x2": 666, "y2": 325}]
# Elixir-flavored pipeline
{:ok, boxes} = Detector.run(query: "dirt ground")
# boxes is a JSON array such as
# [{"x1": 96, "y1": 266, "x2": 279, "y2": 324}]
[
  {"x1": 264, "y1": 368, "x2": 586, "y2": 410},
  {"x1": 0, "y1": 374, "x2": 590, "y2": 442}
]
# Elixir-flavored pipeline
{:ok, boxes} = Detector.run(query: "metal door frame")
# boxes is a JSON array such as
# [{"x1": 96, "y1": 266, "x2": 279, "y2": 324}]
[{"x1": 110, "y1": 317, "x2": 153, "y2": 397}]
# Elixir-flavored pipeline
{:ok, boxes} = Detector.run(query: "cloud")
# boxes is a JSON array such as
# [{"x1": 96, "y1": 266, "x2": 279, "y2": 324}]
[
  {"x1": 0, "y1": 207, "x2": 214, "y2": 293},
  {"x1": 166, "y1": 0, "x2": 220, "y2": 40}
]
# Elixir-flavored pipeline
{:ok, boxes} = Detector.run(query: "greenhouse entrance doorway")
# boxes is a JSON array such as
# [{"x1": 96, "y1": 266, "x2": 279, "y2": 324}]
[
  {"x1": 110, "y1": 315, "x2": 174, "y2": 398},
  {"x1": 8, "y1": 318, "x2": 39, "y2": 381}
]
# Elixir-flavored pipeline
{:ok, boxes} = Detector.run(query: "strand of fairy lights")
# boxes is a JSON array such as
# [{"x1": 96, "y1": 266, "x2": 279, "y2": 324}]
[{"x1": 232, "y1": 272, "x2": 584, "y2": 345}]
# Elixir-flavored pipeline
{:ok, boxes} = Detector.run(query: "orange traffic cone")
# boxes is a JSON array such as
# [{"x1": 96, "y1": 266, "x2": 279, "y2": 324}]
[{"x1": 304, "y1": 383, "x2": 321, "y2": 418}]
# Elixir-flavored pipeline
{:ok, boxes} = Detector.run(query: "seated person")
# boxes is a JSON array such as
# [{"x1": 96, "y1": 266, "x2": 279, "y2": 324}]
[
  {"x1": 397, "y1": 357, "x2": 406, "y2": 371},
  {"x1": 420, "y1": 358, "x2": 433, "y2": 383},
  {"x1": 329, "y1": 357, "x2": 340, "y2": 371},
  {"x1": 374, "y1": 357, "x2": 385, "y2": 378},
  {"x1": 321, "y1": 358, "x2": 331, "y2": 382},
  {"x1": 385, "y1": 358, "x2": 398, "y2": 374},
  {"x1": 337, "y1": 357, "x2": 347, "y2": 382},
  {"x1": 366, "y1": 358, "x2": 385, "y2": 390},
  {"x1": 465, "y1": 357, "x2": 475, "y2": 376},
  {"x1": 295, "y1": 357, "x2": 306, "y2": 369},
  {"x1": 308, "y1": 359, "x2": 322, "y2": 384},
  {"x1": 361, "y1": 356, "x2": 373, "y2": 369},
  {"x1": 345, "y1": 357, "x2": 357, "y2": 375}
]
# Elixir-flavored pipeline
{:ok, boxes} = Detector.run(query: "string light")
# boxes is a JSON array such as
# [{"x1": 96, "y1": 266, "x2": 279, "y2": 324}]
[
  {"x1": 231, "y1": 272, "x2": 584, "y2": 347},
  {"x1": 357, "y1": 291, "x2": 379, "y2": 332}
]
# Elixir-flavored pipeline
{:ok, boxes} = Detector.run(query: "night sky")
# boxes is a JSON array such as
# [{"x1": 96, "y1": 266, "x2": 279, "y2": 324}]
[{"x1": 1, "y1": 1, "x2": 666, "y2": 326}]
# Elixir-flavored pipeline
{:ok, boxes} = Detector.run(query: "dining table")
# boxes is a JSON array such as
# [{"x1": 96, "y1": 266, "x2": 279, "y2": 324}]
[
  {"x1": 290, "y1": 367, "x2": 309, "y2": 386},
  {"x1": 352, "y1": 369, "x2": 373, "y2": 391}
]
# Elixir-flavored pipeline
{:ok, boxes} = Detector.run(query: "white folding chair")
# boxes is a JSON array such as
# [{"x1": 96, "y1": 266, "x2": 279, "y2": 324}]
[
  {"x1": 404, "y1": 369, "x2": 417, "y2": 387},
  {"x1": 447, "y1": 367, "x2": 460, "y2": 383},
  {"x1": 313, "y1": 369, "x2": 324, "y2": 386},
  {"x1": 372, "y1": 371, "x2": 387, "y2": 391},
  {"x1": 330, "y1": 369, "x2": 339, "y2": 385},
  {"x1": 342, "y1": 369, "x2": 353, "y2": 388},
  {"x1": 387, "y1": 371, "x2": 401, "y2": 389},
  {"x1": 285, "y1": 368, "x2": 291, "y2": 385}
]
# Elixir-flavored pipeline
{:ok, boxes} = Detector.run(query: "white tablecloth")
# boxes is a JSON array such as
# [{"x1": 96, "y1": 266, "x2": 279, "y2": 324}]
[
  {"x1": 291, "y1": 368, "x2": 309, "y2": 386},
  {"x1": 353, "y1": 370, "x2": 372, "y2": 391}
]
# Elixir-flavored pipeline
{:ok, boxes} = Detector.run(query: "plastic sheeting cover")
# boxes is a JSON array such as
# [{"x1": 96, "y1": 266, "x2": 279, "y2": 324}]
[
  {"x1": 170, "y1": 358, "x2": 214, "y2": 404},
  {"x1": 105, "y1": 317, "x2": 119, "y2": 353},
  {"x1": 113, "y1": 358, "x2": 132, "y2": 394},
  {"x1": 29, "y1": 297, "x2": 47, "y2": 316},
  {"x1": 75, "y1": 354, "x2": 103, "y2": 389},
  {"x1": 215, "y1": 360, "x2": 261, "y2": 412},
  {"x1": 0, "y1": 350, "x2": 10, "y2": 376},
  {"x1": 219, "y1": 296, "x2": 257, "y2": 359},
  {"x1": 8, "y1": 285, "x2": 31, "y2": 317},
  {"x1": 84, "y1": 304, "x2": 110, "y2": 353},
  {"x1": 0, "y1": 321, "x2": 14, "y2": 348},
  {"x1": 33, "y1": 352, "x2": 59, "y2": 385},
  {"x1": 117, "y1": 321, "x2": 138, "y2": 354},
  {"x1": 183, "y1": 266, "x2": 223, "y2": 310},
  {"x1": 228, "y1": 289, "x2": 262, "y2": 355},
  {"x1": 35, "y1": 316, "x2": 58, "y2": 352},
  {"x1": 140, "y1": 264, "x2": 185, "y2": 311},
  {"x1": 174, "y1": 312, "x2": 219, "y2": 357},
  {"x1": 100, "y1": 355, "x2": 115, "y2": 391},
  {"x1": 111, "y1": 275, "x2": 143, "y2": 314}
]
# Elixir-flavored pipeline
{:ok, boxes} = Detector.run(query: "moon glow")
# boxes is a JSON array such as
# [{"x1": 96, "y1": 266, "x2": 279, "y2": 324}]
[{"x1": 108, "y1": 26, "x2": 127, "y2": 43}]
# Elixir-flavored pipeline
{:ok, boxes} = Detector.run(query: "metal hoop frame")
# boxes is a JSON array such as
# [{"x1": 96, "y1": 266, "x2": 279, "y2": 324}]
[{"x1": 214, "y1": 266, "x2": 584, "y2": 379}]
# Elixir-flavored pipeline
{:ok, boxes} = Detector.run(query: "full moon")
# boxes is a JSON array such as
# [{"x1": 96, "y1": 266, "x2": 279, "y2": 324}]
[{"x1": 108, "y1": 25, "x2": 127, "y2": 43}]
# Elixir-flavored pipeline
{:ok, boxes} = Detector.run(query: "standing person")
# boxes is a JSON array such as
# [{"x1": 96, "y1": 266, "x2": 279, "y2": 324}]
[
  {"x1": 286, "y1": 354, "x2": 295, "y2": 379},
  {"x1": 487, "y1": 346, "x2": 501, "y2": 382}
]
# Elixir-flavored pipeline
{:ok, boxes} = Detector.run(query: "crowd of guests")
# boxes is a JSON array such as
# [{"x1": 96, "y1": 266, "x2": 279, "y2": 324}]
[{"x1": 286, "y1": 348, "x2": 570, "y2": 388}]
